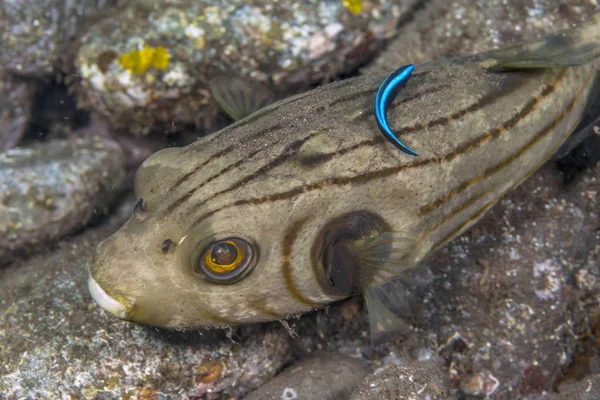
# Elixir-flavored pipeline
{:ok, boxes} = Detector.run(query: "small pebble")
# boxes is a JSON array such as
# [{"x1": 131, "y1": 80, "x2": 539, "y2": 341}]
[
  {"x1": 349, "y1": 360, "x2": 452, "y2": 400},
  {"x1": 244, "y1": 352, "x2": 369, "y2": 400},
  {"x1": 197, "y1": 359, "x2": 223, "y2": 384}
]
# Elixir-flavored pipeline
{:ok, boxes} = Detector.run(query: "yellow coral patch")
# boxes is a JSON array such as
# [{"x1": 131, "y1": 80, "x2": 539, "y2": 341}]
[
  {"x1": 343, "y1": 0, "x2": 362, "y2": 14},
  {"x1": 118, "y1": 45, "x2": 170, "y2": 75}
]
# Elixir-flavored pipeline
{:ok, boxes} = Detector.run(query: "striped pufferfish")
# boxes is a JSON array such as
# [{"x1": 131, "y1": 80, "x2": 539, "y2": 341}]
[{"x1": 88, "y1": 14, "x2": 600, "y2": 341}]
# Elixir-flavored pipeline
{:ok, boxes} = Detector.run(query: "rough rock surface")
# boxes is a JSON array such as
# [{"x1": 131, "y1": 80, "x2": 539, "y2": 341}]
[
  {"x1": 0, "y1": 0, "x2": 121, "y2": 77},
  {"x1": 552, "y1": 374, "x2": 600, "y2": 400},
  {"x1": 0, "y1": 72, "x2": 36, "y2": 151},
  {"x1": 244, "y1": 352, "x2": 369, "y2": 400},
  {"x1": 414, "y1": 148, "x2": 599, "y2": 399},
  {"x1": 1, "y1": 2, "x2": 599, "y2": 398},
  {"x1": 363, "y1": 0, "x2": 598, "y2": 74},
  {"x1": 0, "y1": 197, "x2": 293, "y2": 399},
  {"x1": 74, "y1": 0, "x2": 418, "y2": 134},
  {"x1": 349, "y1": 360, "x2": 452, "y2": 400},
  {"x1": 0, "y1": 136, "x2": 126, "y2": 265}
]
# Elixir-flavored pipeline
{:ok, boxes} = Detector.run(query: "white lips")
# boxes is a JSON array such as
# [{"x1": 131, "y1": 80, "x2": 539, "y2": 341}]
[{"x1": 88, "y1": 275, "x2": 128, "y2": 319}]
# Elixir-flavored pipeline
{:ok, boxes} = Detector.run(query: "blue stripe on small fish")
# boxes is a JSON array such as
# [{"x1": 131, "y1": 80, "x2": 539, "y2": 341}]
[{"x1": 374, "y1": 64, "x2": 418, "y2": 157}]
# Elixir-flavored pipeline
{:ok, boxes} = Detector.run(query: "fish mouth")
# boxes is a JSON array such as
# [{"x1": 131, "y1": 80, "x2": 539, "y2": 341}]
[{"x1": 88, "y1": 274, "x2": 129, "y2": 320}]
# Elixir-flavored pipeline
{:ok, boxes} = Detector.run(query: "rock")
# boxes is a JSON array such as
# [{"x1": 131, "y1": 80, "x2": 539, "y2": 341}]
[
  {"x1": 0, "y1": 197, "x2": 293, "y2": 399},
  {"x1": 442, "y1": 162, "x2": 594, "y2": 398},
  {"x1": 244, "y1": 352, "x2": 369, "y2": 400},
  {"x1": 0, "y1": 136, "x2": 126, "y2": 265},
  {"x1": 74, "y1": 0, "x2": 418, "y2": 134},
  {"x1": 552, "y1": 374, "x2": 600, "y2": 400},
  {"x1": 0, "y1": 72, "x2": 36, "y2": 151},
  {"x1": 349, "y1": 360, "x2": 453, "y2": 400},
  {"x1": 407, "y1": 156, "x2": 599, "y2": 398},
  {"x1": 0, "y1": 0, "x2": 121, "y2": 76},
  {"x1": 363, "y1": 0, "x2": 598, "y2": 74},
  {"x1": 71, "y1": 113, "x2": 167, "y2": 173},
  {"x1": 1, "y1": 5, "x2": 599, "y2": 397}
]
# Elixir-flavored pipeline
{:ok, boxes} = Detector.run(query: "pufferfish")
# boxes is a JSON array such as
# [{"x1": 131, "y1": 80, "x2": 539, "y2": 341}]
[{"x1": 88, "y1": 14, "x2": 600, "y2": 341}]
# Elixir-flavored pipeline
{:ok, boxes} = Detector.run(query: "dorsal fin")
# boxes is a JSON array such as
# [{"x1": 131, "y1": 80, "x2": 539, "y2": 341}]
[
  {"x1": 480, "y1": 12, "x2": 600, "y2": 71},
  {"x1": 208, "y1": 75, "x2": 276, "y2": 121}
]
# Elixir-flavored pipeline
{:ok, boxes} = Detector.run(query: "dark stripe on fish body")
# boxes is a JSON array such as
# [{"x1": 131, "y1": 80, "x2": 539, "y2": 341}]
[
  {"x1": 352, "y1": 84, "x2": 452, "y2": 122},
  {"x1": 427, "y1": 68, "x2": 594, "y2": 251},
  {"x1": 174, "y1": 67, "x2": 542, "y2": 217},
  {"x1": 282, "y1": 217, "x2": 323, "y2": 307},
  {"x1": 188, "y1": 69, "x2": 569, "y2": 228},
  {"x1": 220, "y1": 131, "x2": 321, "y2": 190},
  {"x1": 419, "y1": 68, "x2": 571, "y2": 214},
  {"x1": 163, "y1": 123, "x2": 284, "y2": 211},
  {"x1": 328, "y1": 72, "x2": 434, "y2": 110},
  {"x1": 430, "y1": 121, "x2": 574, "y2": 254},
  {"x1": 170, "y1": 143, "x2": 237, "y2": 190},
  {"x1": 423, "y1": 190, "x2": 490, "y2": 236},
  {"x1": 303, "y1": 68, "x2": 536, "y2": 167},
  {"x1": 329, "y1": 88, "x2": 379, "y2": 107},
  {"x1": 299, "y1": 136, "x2": 385, "y2": 166},
  {"x1": 430, "y1": 193, "x2": 501, "y2": 255},
  {"x1": 166, "y1": 131, "x2": 321, "y2": 217},
  {"x1": 217, "y1": 90, "x2": 317, "y2": 133},
  {"x1": 168, "y1": 145, "x2": 268, "y2": 212},
  {"x1": 166, "y1": 80, "x2": 361, "y2": 206},
  {"x1": 387, "y1": 73, "x2": 534, "y2": 137}
]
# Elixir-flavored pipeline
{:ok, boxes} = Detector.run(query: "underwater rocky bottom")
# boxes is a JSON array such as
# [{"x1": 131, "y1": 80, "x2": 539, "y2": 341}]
[
  {"x1": 1, "y1": 0, "x2": 600, "y2": 398},
  {"x1": 0, "y1": 135, "x2": 598, "y2": 400}
]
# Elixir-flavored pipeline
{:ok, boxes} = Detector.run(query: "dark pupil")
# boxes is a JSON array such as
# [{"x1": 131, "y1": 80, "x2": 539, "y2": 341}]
[{"x1": 211, "y1": 242, "x2": 238, "y2": 265}]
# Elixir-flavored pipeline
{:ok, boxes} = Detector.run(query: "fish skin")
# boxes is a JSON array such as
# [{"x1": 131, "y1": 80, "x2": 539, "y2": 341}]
[{"x1": 88, "y1": 18, "x2": 600, "y2": 331}]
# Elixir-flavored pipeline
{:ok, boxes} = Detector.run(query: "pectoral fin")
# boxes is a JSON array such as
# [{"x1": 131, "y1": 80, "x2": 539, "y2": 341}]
[
  {"x1": 364, "y1": 281, "x2": 413, "y2": 343},
  {"x1": 348, "y1": 231, "x2": 421, "y2": 343}
]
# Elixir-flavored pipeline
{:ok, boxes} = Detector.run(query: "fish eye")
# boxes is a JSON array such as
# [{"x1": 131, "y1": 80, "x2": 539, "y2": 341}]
[{"x1": 195, "y1": 237, "x2": 255, "y2": 284}]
